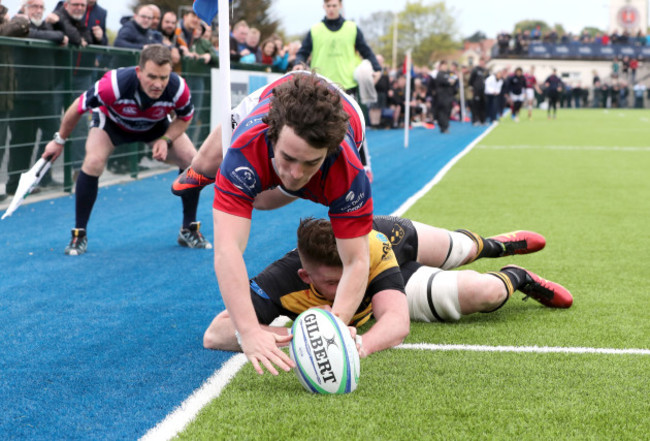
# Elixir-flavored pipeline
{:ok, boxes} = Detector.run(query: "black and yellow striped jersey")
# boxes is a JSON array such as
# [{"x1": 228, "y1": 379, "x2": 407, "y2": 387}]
[{"x1": 250, "y1": 227, "x2": 405, "y2": 327}]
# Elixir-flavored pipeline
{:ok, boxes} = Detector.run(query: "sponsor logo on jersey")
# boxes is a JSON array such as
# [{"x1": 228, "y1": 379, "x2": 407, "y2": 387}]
[
  {"x1": 390, "y1": 224, "x2": 405, "y2": 246},
  {"x1": 341, "y1": 191, "x2": 366, "y2": 213},
  {"x1": 151, "y1": 108, "x2": 167, "y2": 119},
  {"x1": 122, "y1": 106, "x2": 138, "y2": 115},
  {"x1": 230, "y1": 166, "x2": 257, "y2": 192}
]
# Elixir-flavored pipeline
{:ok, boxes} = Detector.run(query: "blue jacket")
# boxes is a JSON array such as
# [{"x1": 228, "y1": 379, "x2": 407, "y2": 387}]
[{"x1": 114, "y1": 19, "x2": 162, "y2": 49}]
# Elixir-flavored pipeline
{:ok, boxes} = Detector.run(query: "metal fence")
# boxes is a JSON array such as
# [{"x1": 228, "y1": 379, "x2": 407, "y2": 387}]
[{"x1": 0, "y1": 36, "x2": 228, "y2": 197}]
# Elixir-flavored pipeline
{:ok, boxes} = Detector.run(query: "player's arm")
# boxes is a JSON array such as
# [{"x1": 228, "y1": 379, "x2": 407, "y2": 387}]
[
  {"x1": 252, "y1": 188, "x2": 297, "y2": 210},
  {"x1": 331, "y1": 235, "x2": 370, "y2": 325},
  {"x1": 212, "y1": 208, "x2": 294, "y2": 375},
  {"x1": 357, "y1": 289, "x2": 410, "y2": 357},
  {"x1": 203, "y1": 310, "x2": 291, "y2": 352},
  {"x1": 42, "y1": 97, "x2": 84, "y2": 161},
  {"x1": 151, "y1": 117, "x2": 191, "y2": 161}
]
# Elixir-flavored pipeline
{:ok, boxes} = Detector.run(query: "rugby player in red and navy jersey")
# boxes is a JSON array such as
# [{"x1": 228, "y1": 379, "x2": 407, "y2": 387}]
[
  {"x1": 196, "y1": 72, "x2": 373, "y2": 375},
  {"x1": 43, "y1": 44, "x2": 210, "y2": 255}
]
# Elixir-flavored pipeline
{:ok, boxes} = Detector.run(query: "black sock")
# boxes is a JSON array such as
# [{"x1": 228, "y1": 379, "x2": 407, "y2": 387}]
[
  {"x1": 478, "y1": 237, "x2": 507, "y2": 259},
  {"x1": 484, "y1": 267, "x2": 530, "y2": 312},
  {"x1": 492, "y1": 266, "x2": 530, "y2": 293},
  {"x1": 181, "y1": 190, "x2": 200, "y2": 228},
  {"x1": 75, "y1": 170, "x2": 99, "y2": 230},
  {"x1": 455, "y1": 229, "x2": 505, "y2": 262}
]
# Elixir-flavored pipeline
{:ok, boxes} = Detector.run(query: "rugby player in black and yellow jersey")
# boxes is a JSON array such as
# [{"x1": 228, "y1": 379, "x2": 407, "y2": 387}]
[{"x1": 203, "y1": 216, "x2": 572, "y2": 358}]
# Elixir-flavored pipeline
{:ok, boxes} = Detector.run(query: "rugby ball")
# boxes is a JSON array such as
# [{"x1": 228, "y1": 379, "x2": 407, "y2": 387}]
[{"x1": 289, "y1": 309, "x2": 360, "y2": 394}]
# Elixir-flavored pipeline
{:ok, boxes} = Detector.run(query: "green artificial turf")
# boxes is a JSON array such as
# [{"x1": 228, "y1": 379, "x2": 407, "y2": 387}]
[{"x1": 176, "y1": 110, "x2": 650, "y2": 441}]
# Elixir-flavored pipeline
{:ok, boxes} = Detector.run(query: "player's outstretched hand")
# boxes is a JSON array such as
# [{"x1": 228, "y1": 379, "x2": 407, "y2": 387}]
[{"x1": 240, "y1": 328, "x2": 294, "y2": 375}]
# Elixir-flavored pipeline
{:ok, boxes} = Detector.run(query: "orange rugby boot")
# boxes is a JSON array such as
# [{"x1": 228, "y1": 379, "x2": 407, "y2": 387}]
[
  {"x1": 502, "y1": 265, "x2": 573, "y2": 308},
  {"x1": 172, "y1": 167, "x2": 215, "y2": 196},
  {"x1": 489, "y1": 230, "x2": 546, "y2": 256}
]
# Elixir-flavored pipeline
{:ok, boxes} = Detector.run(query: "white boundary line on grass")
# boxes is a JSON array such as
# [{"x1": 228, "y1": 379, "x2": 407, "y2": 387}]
[
  {"x1": 392, "y1": 122, "x2": 498, "y2": 217},
  {"x1": 139, "y1": 123, "x2": 497, "y2": 441},
  {"x1": 139, "y1": 354, "x2": 248, "y2": 441},
  {"x1": 398, "y1": 343, "x2": 650, "y2": 356}
]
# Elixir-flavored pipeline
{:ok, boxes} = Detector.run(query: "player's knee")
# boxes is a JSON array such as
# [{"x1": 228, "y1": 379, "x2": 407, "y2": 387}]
[
  {"x1": 406, "y1": 267, "x2": 462, "y2": 322},
  {"x1": 82, "y1": 155, "x2": 107, "y2": 176},
  {"x1": 440, "y1": 231, "x2": 476, "y2": 270}
]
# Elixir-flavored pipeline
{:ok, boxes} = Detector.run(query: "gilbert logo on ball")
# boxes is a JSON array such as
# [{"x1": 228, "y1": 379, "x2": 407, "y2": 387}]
[{"x1": 289, "y1": 309, "x2": 360, "y2": 394}]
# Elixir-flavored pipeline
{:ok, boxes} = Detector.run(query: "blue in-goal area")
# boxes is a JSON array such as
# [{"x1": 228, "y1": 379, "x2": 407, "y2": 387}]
[{"x1": 0, "y1": 122, "x2": 486, "y2": 440}]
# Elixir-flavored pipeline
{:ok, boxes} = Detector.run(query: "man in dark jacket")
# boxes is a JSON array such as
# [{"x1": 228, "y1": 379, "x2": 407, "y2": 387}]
[
  {"x1": 114, "y1": 5, "x2": 162, "y2": 49},
  {"x1": 52, "y1": 0, "x2": 102, "y2": 46},
  {"x1": 505, "y1": 67, "x2": 526, "y2": 122},
  {"x1": 434, "y1": 60, "x2": 457, "y2": 134},
  {"x1": 468, "y1": 58, "x2": 487, "y2": 125}
]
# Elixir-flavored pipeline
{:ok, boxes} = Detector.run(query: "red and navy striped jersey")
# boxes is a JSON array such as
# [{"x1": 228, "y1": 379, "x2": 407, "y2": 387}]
[
  {"x1": 78, "y1": 66, "x2": 194, "y2": 133},
  {"x1": 213, "y1": 72, "x2": 372, "y2": 239},
  {"x1": 524, "y1": 73, "x2": 538, "y2": 89}
]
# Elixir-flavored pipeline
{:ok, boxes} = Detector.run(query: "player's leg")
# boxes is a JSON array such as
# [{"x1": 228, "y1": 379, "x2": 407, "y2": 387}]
[
  {"x1": 173, "y1": 82, "x2": 264, "y2": 196},
  {"x1": 65, "y1": 127, "x2": 115, "y2": 256},
  {"x1": 403, "y1": 263, "x2": 572, "y2": 322},
  {"x1": 166, "y1": 132, "x2": 212, "y2": 249},
  {"x1": 412, "y1": 221, "x2": 545, "y2": 270},
  {"x1": 403, "y1": 263, "x2": 507, "y2": 321},
  {"x1": 500, "y1": 265, "x2": 573, "y2": 308},
  {"x1": 171, "y1": 124, "x2": 222, "y2": 196}
]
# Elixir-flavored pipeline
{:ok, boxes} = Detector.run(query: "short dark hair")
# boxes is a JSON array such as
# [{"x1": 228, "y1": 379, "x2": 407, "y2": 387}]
[
  {"x1": 263, "y1": 73, "x2": 350, "y2": 155},
  {"x1": 139, "y1": 44, "x2": 172, "y2": 69},
  {"x1": 297, "y1": 218, "x2": 342, "y2": 268}
]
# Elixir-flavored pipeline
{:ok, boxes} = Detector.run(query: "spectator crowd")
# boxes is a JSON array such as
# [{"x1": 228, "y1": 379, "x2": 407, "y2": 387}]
[
  {"x1": 1, "y1": 1, "x2": 650, "y2": 199},
  {"x1": 497, "y1": 27, "x2": 650, "y2": 56}
]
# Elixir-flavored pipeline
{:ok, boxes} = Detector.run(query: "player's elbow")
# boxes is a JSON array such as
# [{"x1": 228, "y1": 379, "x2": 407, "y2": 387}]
[
  {"x1": 202, "y1": 329, "x2": 219, "y2": 349},
  {"x1": 394, "y1": 316, "x2": 410, "y2": 346},
  {"x1": 203, "y1": 314, "x2": 241, "y2": 352}
]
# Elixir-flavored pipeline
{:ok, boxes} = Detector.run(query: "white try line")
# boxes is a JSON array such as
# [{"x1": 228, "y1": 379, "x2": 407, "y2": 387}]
[
  {"x1": 479, "y1": 145, "x2": 650, "y2": 152},
  {"x1": 139, "y1": 125, "x2": 495, "y2": 441},
  {"x1": 398, "y1": 343, "x2": 650, "y2": 356}
]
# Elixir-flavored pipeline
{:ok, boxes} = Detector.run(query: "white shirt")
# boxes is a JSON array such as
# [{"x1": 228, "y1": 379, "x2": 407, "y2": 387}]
[{"x1": 485, "y1": 74, "x2": 503, "y2": 95}]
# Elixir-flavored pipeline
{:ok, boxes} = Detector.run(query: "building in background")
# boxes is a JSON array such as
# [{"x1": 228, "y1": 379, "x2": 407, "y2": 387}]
[{"x1": 609, "y1": 0, "x2": 648, "y2": 35}]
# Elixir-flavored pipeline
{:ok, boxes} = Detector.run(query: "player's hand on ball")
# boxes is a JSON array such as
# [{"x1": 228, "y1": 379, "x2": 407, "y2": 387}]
[{"x1": 240, "y1": 327, "x2": 295, "y2": 376}]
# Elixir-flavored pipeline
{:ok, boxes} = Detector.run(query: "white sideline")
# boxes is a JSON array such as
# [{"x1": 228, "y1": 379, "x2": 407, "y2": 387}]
[
  {"x1": 140, "y1": 124, "x2": 496, "y2": 441},
  {"x1": 393, "y1": 122, "x2": 498, "y2": 216},
  {"x1": 139, "y1": 354, "x2": 247, "y2": 441},
  {"x1": 397, "y1": 343, "x2": 650, "y2": 356}
]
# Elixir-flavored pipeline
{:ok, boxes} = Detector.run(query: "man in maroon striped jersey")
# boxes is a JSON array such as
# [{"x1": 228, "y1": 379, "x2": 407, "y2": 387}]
[{"x1": 42, "y1": 44, "x2": 210, "y2": 255}]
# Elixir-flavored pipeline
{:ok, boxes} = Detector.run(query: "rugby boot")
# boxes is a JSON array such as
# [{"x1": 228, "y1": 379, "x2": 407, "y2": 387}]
[
  {"x1": 502, "y1": 265, "x2": 573, "y2": 308},
  {"x1": 171, "y1": 167, "x2": 215, "y2": 196},
  {"x1": 178, "y1": 222, "x2": 212, "y2": 249},
  {"x1": 65, "y1": 228, "x2": 87, "y2": 256},
  {"x1": 489, "y1": 230, "x2": 546, "y2": 256}
]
